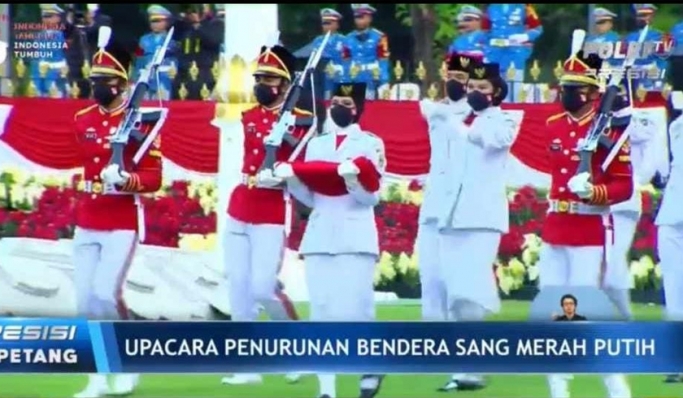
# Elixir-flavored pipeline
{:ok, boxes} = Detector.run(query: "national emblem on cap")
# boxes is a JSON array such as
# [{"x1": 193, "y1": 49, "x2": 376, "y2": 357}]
[
  {"x1": 593, "y1": 7, "x2": 617, "y2": 22},
  {"x1": 254, "y1": 45, "x2": 297, "y2": 81},
  {"x1": 351, "y1": 4, "x2": 377, "y2": 17},
  {"x1": 560, "y1": 50, "x2": 603, "y2": 87},
  {"x1": 634, "y1": 4, "x2": 657, "y2": 15},
  {"x1": 469, "y1": 62, "x2": 500, "y2": 80},
  {"x1": 446, "y1": 52, "x2": 480, "y2": 73},
  {"x1": 321, "y1": 8, "x2": 342, "y2": 22},
  {"x1": 334, "y1": 82, "x2": 366, "y2": 105}
]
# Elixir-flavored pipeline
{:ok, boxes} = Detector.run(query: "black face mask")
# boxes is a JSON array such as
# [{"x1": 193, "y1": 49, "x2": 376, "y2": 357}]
[
  {"x1": 636, "y1": 19, "x2": 647, "y2": 29},
  {"x1": 445, "y1": 80, "x2": 466, "y2": 102},
  {"x1": 253, "y1": 83, "x2": 280, "y2": 106},
  {"x1": 92, "y1": 84, "x2": 120, "y2": 107},
  {"x1": 561, "y1": 87, "x2": 588, "y2": 113},
  {"x1": 466, "y1": 91, "x2": 491, "y2": 112},
  {"x1": 330, "y1": 106, "x2": 354, "y2": 128}
]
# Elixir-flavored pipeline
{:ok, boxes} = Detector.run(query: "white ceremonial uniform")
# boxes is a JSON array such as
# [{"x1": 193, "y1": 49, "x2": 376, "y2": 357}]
[
  {"x1": 286, "y1": 123, "x2": 385, "y2": 398},
  {"x1": 606, "y1": 114, "x2": 658, "y2": 318},
  {"x1": 656, "y1": 113, "x2": 683, "y2": 321},
  {"x1": 417, "y1": 97, "x2": 470, "y2": 321},
  {"x1": 437, "y1": 106, "x2": 515, "y2": 318}
]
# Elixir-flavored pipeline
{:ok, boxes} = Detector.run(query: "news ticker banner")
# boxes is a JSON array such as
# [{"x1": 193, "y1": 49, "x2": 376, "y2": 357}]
[{"x1": 1, "y1": 319, "x2": 682, "y2": 373}]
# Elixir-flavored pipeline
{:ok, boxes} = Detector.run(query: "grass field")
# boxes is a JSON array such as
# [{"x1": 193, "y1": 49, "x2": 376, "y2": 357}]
[{"x1": 1, "y1": 301, "x2": 680, "y2": 398}]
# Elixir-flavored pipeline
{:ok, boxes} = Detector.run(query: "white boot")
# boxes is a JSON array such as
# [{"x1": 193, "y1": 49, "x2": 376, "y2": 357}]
[
  {"x1": 548, "y1": 374, "x2": 572, "y2": 398},
  {"x1": 109, "y1": 374, "x2": 140, "y2": 396},
  {"x1": 221, "y1": 373, "x2": 263, "y2": 385},
  {"x1": 73, "y1": 375, "x2": 109, "y2": 398},
  {"x1": 603, "y1": 374, "x2": 631, "y2": 398}
]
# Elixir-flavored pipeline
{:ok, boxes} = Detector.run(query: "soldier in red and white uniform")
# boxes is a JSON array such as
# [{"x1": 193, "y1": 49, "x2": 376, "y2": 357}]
[
  {"x1": 220, "y1": 43, "x2": 313, "y2": 386},
  {"x1": 539, "y1": 51, "x2": 632, "y2": 398},
  {"x1": 72, "y1": 39, "x2": 163, "y2": 397}
]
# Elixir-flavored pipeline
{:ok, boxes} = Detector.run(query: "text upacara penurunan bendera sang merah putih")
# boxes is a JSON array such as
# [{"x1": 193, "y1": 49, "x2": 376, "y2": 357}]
[{"x1": 123, "y1": 338, "x2": 657, "y2": 357}]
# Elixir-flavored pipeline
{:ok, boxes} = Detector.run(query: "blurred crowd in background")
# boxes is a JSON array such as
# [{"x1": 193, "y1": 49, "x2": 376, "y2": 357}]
[{"x1": 10, "y1": 3, "x2": 683, "y2": 103}]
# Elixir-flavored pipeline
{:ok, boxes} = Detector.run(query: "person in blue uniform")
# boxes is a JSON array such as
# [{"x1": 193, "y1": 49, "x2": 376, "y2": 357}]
[
  {"x1": 133, "y1": 5, "x2": 178, "y2": 100},
  {"x1": 31, "y1": 4, "x2": 68, "y2": 97},
  {"x1": 483, "y1": 4, "x2": 543, "y2": 103},
  {"x1": 310, "y1": 8, "x2": 346, "y2": 99},
  {"x1": 447, "y1": 5, "x2": 487, "y2": 58},
  {"x1": 341, "y1": 4, "x2": 390, "y2": 100},
  {"x1": 667, "y1": 15, "x2": 683, "y2": 93},
  {"x1": 624, "y1": 4, "x2": 665, "y2": 91},
  {"x1": 585, "y1": 8, "x2": 620, "y2": 67}
]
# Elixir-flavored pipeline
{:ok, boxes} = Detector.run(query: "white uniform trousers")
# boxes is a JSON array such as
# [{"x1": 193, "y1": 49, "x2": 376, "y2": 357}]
[
  {"x1": 604, "y1": 211, "x2": 639, "y2": 319},
  {"x1": 416, "y1": 222, "x2": 447, "y2": 320},
  {"x1": 305, "y1": 253, "x2": 376, "y2": 398},
  {"x1": 658, "y1": 225, "x2": 683, "y2": 321},
  {"x1": 438, "y1": 229, "x2": 502, "y2": 318},
  {"x1": 539, "y1": 244, "x2": 631, "y2": 398},
  {"x1": 223, "y1": 217, "x2": 298, "y2": 321},
  {"x1": 73, "y1": 227, "x2": 137, "y2": 319}
]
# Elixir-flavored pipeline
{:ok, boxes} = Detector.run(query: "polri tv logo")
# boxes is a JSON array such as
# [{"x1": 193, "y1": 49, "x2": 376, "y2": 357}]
[{"x1": 582, "y1": 37, "x2": 676, "y2": 61}]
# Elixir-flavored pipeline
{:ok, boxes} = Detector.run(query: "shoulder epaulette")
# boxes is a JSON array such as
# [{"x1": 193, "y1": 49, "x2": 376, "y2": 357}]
[
  {"x1": 294, "y1": 107, "x2": 313, "y2": 116},
  {"x1": 546, "y1": 112, "x2": 566, "y2": 125},
  {"x1": 74, "y1": 104, "x2": 98, "y2": 121}
]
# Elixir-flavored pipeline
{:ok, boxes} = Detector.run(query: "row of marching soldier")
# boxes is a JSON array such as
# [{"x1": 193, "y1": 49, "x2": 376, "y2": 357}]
[{"x1": 54, "y1": 10, "x2": 683, "y2": 398}]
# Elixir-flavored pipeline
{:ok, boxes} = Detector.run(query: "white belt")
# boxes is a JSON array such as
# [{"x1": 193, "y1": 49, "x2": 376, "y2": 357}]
[
  {"x1": 41, "y1": 60, "x2": 67, "y2": 69},
  {"x1": 81, "y1": 181, "x2": 130, "y2": 195},
  {"x1": 548, "y1": 200, "x2": 608, "y2": 215},
  {"x1": 240, "y1": 174, "x2": 283, "y2": 190},
  {"x1": 355, "y1": 62, "x2": 379, "y2": 71},
  {"x1": 489, "y1": 38, "x2": 510, "y2": 47}
]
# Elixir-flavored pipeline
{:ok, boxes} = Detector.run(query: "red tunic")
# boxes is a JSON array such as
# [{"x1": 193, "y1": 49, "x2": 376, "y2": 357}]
[
  {"x1": 540, "y1": 110, "x2": 633, "y2": 246},
  {"x1": 74, "y1": 104, "x2": 163, "y2": 231},
  {"x1": 227, "y1": 105, "x2": 312, "y2": 225}
]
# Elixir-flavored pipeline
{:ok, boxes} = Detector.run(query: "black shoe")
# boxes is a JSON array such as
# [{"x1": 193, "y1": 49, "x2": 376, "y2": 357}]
[
  {"x1": 359, "y1": 375, "x2": 384, "y2": 398},
  {"x1": 437, "y1": 377, "x2": 486, "y2": 392},
  {"x1": 318, "y1": 395, "x2": 332, "y2": 398},
  {"x1": 664, "y1": 374, "x2": 683, "y2": 383}
]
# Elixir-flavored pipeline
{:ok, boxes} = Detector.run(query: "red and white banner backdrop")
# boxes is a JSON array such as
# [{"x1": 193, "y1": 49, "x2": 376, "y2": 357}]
[{"x1": 0, "y1": 96, "x2": 668, "y2": 184}]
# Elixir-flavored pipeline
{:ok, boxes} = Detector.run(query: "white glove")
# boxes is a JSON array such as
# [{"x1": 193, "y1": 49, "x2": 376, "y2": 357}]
[
  {"x1": 337, "y1": 161, "x2": 360, "y2": 177},
  {"x1": 273, "y1": 162, "x2": 295, "y2": 179},
  {"x1": 508, "y1": 33, "x2": 530, "y2": 45},
  {"x1": 256, "y1": 169, "x2": 282, "y2": 188},
  {"x1": 100, "y1": 164, "x2": 130, "y2": 186},
  {"x1": 567, "y1": 172, "x2": 594, "y2": 199}
]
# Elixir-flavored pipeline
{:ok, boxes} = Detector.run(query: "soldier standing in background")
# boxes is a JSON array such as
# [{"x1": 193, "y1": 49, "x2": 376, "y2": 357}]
[
  {"x1": 483, "y1": 4, "x2": 543, "y2": 102},
  {"x1": 538, "y1": 51, "x2": 632, "y2": 398},
  {"x1": 133, "y1": 5, "x2": 178, "y2": 100},
  {"x1": 447, "y1": 6, "x2": 487, "y2": 58},
  {"x1": 668, "y1": 14, "x2": 683, "y2": 90},
  {"x1": 31, "y1": 4, "x2": 67, "y2": 97},
  {"x1": 219, "y1": 43, "x2": 311, "y2": 387},
  {"x1": 624, "y1": 4, "x2": 664, "y2": 91},
  {"x1": 311, "y1": 8, "x2": 346, "y2": 100},
  {"x1": 173, "y1": 5, "x2": 224, "y2": 100},
  {"x1": 341, "y1": 4, "x2": 390, "y2": 100},
  {"x1": 585, "y1": 8, "x2": 620, "y2": 68},
  {"x1": 72, "y1": 34, "x2": 163, "y2": 398}
]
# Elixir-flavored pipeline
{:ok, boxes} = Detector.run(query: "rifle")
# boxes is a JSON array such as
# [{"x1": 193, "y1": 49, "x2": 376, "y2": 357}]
[
  {"x1": 576, "y1": 24, "x2": 650, "y2": 176},
  {"x1": 258, "y1": 31, "x2": 332, "y2": 173},
  {"x1": 107, "y1": 26, "x2": 175, "y2": 169}
]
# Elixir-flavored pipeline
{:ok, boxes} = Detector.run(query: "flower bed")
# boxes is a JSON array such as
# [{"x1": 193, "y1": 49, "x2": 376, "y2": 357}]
[{"x1": 0, "y1": 168, "x2": 663, "y2": 296}]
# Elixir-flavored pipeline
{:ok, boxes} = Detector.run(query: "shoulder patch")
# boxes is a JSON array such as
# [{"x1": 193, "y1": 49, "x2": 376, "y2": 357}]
[
  {"x1": 74, "y1": 104, "x2": 98, "y2": 121},
  {"x1": 546, "y1": 112, "x2": 566, "y2": 125}
]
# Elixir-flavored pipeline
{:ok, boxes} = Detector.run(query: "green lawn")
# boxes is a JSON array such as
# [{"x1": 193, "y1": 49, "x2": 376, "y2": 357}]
[{"x1": 1, "y1": 301, "x2": 679, "y2": 398}]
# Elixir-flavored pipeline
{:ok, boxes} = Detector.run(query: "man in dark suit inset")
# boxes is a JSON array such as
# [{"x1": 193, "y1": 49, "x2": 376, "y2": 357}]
[{"x1": 553, "y1": 294, "x2": 587, "y2": 321}]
